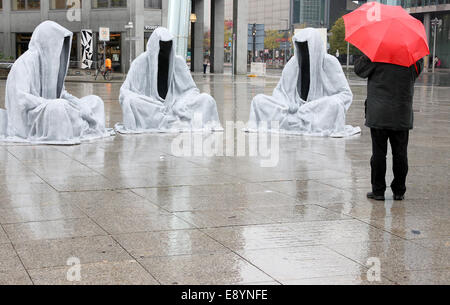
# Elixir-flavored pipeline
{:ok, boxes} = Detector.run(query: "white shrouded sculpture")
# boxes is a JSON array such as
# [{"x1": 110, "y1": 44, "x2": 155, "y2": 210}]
[
  {"x1": 0, "y1": 21, "x2": 110, "y2": 144},
  {"x1": 248, "y1": 28, "x2": 360, "y2": 137},
  {"x1": 116, "y1": 27, "x2": 222, "y2": 133}
]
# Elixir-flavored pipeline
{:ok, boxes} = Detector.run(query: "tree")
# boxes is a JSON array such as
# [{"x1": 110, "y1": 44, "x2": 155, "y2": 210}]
[
  {"x1": 204, "y1": 30, "x2": 211, "y2": 55},
  {"x1": 224, "y1": 20, "x2": 233, "y2": 48},
  {"x1": 264, "y1": 30, "x2": 283, "y2": 50},
  {"x1": 329, "y1": 17, "x2": 361, "y2": 56}
]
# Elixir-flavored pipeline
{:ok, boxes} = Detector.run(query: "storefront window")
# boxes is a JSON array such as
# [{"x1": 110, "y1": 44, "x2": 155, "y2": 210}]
[
  {"x1": 70, "y1": 33, "x2": 78, "y2": 68},
  {"x1": 12, "y1": 0, "x2": 40, "y2": 10},
  {"x1": 144, "y1": 31, "x2": 152, "y2": 48},
  {"x1": 15, "y1": 32, "x2": 78, "y2": 63},
  {"x1": 16, "y1": 33, "x2": 32, "y2": 58},
  {"x1": 145, "y1": 0, "x2": 161, "y2": 9},
  {"x1": 97, "y1": 32, "x2": 121, "y2": 71},
  {"x1": 50, "y1": 0, "x2": 82, "y2": 9},
  {"x1": 92, "y1": 0, "x2": 126, "y2": 8}
]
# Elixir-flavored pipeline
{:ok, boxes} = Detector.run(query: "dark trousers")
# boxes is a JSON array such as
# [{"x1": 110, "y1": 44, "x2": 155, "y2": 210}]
[
  {"x1": 203, "y1": 64, "x2": 208, "y2": 74},
  {"x1": 370, "y1": 128, "x2": 409, "y2": 196}
]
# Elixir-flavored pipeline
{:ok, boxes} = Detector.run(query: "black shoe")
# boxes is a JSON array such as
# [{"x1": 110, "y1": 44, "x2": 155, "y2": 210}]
[
  {"x1": 393, "y1": 194, "x2": 405, "y2": 201},
  {"x1": 367, "y1": 192, "x2": 385, "y2": 201}
]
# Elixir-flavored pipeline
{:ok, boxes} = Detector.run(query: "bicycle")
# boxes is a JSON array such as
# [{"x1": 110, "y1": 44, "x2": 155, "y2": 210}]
[{"x1": 94, "y1": 64, "x2": 113, "y2": 81}]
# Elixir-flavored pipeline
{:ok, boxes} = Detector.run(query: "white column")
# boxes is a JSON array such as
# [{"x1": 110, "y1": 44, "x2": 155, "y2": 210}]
[
  {"x1": 211, "y1": 0, "x2": 225, "y2": 73},
  {"x1": 167, "y1": 0, "x2": 192, "y2": 58},
  {"x1": 40, "y1": 0, "x2": 49, "y2": 21},
  {"x1": 82, "y1": 0, "x2": 91, "y2": 29},
  {"x1": 2, "y1": 0, "x2": 12, "y2": 58},
  {"x1": 134, "y1": 0, "x2": 145, "y2": 57},
  {"x1": 162, "y1": 0, "x2": 169, "y2": 28},
  {"x1": 423, "y1": 13, "x2": 431, "y2": 72},
  {"x1": 192, "y1": 0, "x2": 205, "y2": 72},
  {"x1": 233, "y1": 0, "x2": 248, "y2": 75}
]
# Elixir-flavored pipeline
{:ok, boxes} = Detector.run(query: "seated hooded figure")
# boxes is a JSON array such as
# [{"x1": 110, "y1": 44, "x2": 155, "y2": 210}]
[
  {"x1": 248, "y1": 28, "x2": 360, "y2": 137},
  {"x1": 116, "y1": 27, "x2": 222, "y2": 133},
  {"x1": 0, "y1": 21, "x2": 110, "y2": 145}
]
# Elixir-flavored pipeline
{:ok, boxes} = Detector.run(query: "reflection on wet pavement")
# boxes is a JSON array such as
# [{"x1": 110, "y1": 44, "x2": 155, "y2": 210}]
[{"x1": 0, "y1": 73, "x2": 449, "y2": 285}]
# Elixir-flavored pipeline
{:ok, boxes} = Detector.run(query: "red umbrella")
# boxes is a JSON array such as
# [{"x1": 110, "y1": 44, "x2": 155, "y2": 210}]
[{"x1": 343, "y1": 2, "x2": 429, "y2": 67}]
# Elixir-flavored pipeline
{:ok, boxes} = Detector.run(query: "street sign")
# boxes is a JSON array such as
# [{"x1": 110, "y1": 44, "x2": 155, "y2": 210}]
[{"x1": 99, "y1": 27, "x2": 110, "y2": 42}]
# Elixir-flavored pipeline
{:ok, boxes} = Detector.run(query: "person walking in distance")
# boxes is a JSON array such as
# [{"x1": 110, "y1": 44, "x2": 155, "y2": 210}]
[
  {"x1": 355, "y1": 55, "x2": 424, "y2": 201},
  {"x1": 203, "y1": 56, "x2": 209, "y2": 74}
]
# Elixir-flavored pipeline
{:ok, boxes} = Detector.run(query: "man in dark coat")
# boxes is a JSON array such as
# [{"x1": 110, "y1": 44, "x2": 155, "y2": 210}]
[{"x1": 355, "y1": 55, "x2": 424, "y2": 201}]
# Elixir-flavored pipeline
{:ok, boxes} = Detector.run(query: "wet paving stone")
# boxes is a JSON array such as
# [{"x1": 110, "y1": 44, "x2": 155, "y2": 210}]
[{"x1": 0, "y1": 73, "x2": 448, "y2": 285}]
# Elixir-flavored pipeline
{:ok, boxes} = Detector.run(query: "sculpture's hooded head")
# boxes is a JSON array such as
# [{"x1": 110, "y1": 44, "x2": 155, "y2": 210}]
[
  {"x1": 146, "y1": 27, "x2": 175, "y2": 100},
  {"x1": 29, "y1": 21, "x2": 73, "y2": 99},
  {"x1": 292, "y1": 28, "x2": 326, "y2": 102}
]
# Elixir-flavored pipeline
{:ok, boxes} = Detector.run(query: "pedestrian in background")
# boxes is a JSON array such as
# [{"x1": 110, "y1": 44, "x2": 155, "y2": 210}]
[
  {"x1": 105, "y1": 57, "x2": 112, "y2": 72},
  {"x1": 433, "y1": 56, "x2": 441, "y2": 69},
  {"x1": 355, "y1": 55, "x2": 424, "y2": 201},
  {"x1": 203, "y1": 56, "x2": 209, "y2": 74}
]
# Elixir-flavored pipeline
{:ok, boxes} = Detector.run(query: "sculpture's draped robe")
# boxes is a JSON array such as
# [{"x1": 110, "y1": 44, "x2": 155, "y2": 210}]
[
  {"x1": 116, "y1": 27, "x2": 222, "y2": 133},
  {"x1": 0, "y1": 21, "x2": 110, "y2": 144},
  {"x1": 248, "y1": 28, "x2": 360, "y2": 137}
]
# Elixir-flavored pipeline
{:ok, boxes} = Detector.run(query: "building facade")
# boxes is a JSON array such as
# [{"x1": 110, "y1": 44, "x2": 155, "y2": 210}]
[
  {"x1": 292, "y1": 0, "x2": 327, "y2": 28},
  {"x1": 400, "y1": 0, "x2": 450, "y2": 69},
  {"x1": 225, "y1": 0, "x2": 348, "y2": 30},
  {"x1": 247, "y1": 0, "x2": 290, "y2": 31},
  {"x1": 225, "y1": 0, "x2": 290, "y2": 30},
  {"x1": 0, "y1": 0, "x2": 169, "y2": 72},
  {"x1": 362, "y1": 0, "x2": 450, "y2": 68}
]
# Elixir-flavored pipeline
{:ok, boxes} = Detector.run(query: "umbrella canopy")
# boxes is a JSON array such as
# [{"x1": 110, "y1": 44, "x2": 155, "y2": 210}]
[{"x1": 343, "y1": 2, "x2": 429, "y2": 67}]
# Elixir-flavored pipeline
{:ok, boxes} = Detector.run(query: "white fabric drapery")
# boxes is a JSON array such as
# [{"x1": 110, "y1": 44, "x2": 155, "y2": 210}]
[
  {"x1": 0, "y1": 21, "x2": 111, "y2": 145},
  {"x1": 116, "y1": 27, "x2": 222, "y2": 134},
  {"x1": 248, "y1": 28, "x2": 360, "y2": 138}
]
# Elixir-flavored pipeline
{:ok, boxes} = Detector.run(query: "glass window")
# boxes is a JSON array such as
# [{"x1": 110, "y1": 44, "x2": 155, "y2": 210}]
[
  {"x1": 110, "y1": 0, "x2": 125, "y2": 7},
  {"x1": 12, "y1": 0, "x2": 40, "y2": 10},
  {"x1": 12, "y1": 0, "x2": 26, "y2": 9},
  {"x1": 28, "y1": 0, "x2": 40, "y2": 9},
  {"x1": 70, "y1": 32, "x2": 78, "y2": 68},
  {"x1": 96, "y1": 32, "x2": 121, "y2": 71},
  {"x1": 144, "y1": 0, "x2": 161, "y2": 9},
  {"x1": 50, "y1": 0, "x2": 82, "y2": 9},
  {"x1": 92, "y1": 0, "x2": 126, "y2": 8},
  {"x1": 16, "y1": 33, "x2": 32, "y2": 57},
  {"x1": 292, "y1": 0, "x2": 326, "y2": 28}
]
